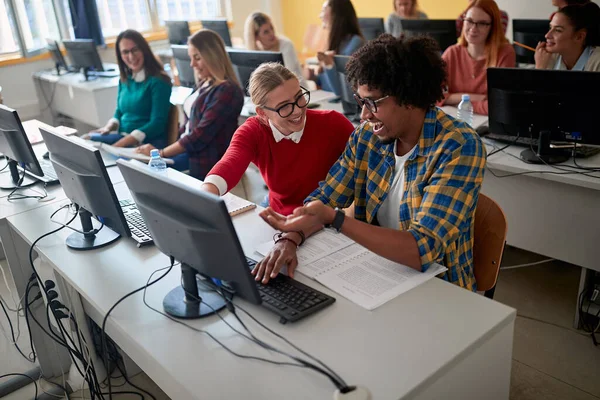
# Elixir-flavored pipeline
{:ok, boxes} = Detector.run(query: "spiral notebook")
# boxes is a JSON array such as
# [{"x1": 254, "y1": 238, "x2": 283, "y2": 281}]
[
  {"x1": 223, "y1": 192, "x2": 256, "y2": 216},
  {"x1": 256, "y1": 231, "x2": 447, "y2": 310}
]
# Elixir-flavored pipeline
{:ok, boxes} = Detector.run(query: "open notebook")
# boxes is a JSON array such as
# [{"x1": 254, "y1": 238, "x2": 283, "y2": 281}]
[
  {"x1": 89, "y1": 142, "x2": 175, "y2": 165},
  {"x1": 223, "y1": 192, "x2": 256, "y2": 216},
  {"x1": 256, "y1": 230, "x2": 446, "y2": 310}
]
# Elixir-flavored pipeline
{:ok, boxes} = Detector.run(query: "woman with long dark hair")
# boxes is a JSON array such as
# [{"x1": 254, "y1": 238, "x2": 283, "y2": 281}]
[{"x1": 86, "y1": 29, "x2": 172, "y2": 148}]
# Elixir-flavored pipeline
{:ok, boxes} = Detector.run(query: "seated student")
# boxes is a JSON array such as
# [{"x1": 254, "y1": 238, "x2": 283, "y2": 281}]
[
  {"x1": 386, "y1": 0, "x2": 429, "y2": 38},
  {"x1": 87, "y1": 30, "x2": 171, "y2": 148},
  {"x1": 457, "y1": 0, "x2": 508, "y2": 37},
  {"x1": 535, "y1": 2, "x2": 600, "y2": 71},
  {"x1": 552, "y1": 0, "x2": 589, "y2": 10},
  {"x1": 201, "y1": 62, "x2": 354, "y2": 217},
  {"x1": 244, "y1": 12, "x2": 305, "y2": 86},
  {"x1": 309, "y1": 0, "x2": 365, "y2": 95},
  {"x1": 441, "y1": 0, "x2": 516, "y2": 115},
  {"x1": 136, "y1": 29, "x2": 244, "y2": 180},
  {"x1": 254, "y1": 35, "x2": 486, "y2": 290}
]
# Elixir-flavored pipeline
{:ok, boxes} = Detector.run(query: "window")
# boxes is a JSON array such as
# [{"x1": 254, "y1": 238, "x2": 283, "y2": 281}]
[
  {"x1": 0, "y1": 0, "x2": 20, "y2": 55},
  {"x1": 13, "y1": 0, "x2": 61, "y2": 53},
  {"x1": 95, "y1": 0, "x2": 152, "y2": 37},
  {"x1": 155, "y1": 0, "x2": 222, "y2": 25}
]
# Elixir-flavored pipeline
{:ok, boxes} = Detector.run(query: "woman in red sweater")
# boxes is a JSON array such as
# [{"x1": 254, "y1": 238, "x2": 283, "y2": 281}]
[
  {"x1": 440, "y1": 0, "x2": 515, "y2": 115},
  {"x1": 201, "y1": 62, "x2": 354, "y2": 216}
]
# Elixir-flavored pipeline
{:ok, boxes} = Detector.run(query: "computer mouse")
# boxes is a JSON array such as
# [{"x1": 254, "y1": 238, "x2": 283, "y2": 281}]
[
  {"x1": 476, "y1": 125, "x2": 490, "y2": 137},
  {"x1": 328, "y1": 97, "x2": 342, "y2": 104},
  {"x1": 307, "y1": 103, "x2": 321, "y2": 109},
  {"x1": 42, "y1": 151, "x2": 50, "y2": 159}
]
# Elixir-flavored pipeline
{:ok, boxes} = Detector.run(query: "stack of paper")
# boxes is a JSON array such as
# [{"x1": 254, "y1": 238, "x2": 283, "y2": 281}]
[{"x1": 256, "y1": 230, "x2": 447, "y2": 310}]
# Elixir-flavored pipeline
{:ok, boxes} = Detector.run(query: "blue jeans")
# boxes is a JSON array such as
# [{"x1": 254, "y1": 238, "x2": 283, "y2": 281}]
[
  {"x1": 89, "y1": 133, "x2": 167, "y2": 149},
  {"x1": 170, "y1": 153, "x2": 189, "y2": 172}
]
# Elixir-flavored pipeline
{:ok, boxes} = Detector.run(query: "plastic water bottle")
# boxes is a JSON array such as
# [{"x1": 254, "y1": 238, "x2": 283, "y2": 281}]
[
  {"x1": 457, "y1": 94, "x2": 474, "y2": 127},
  {"x1": 148, "y1": 149, "x2": 167, "y2": 174}
]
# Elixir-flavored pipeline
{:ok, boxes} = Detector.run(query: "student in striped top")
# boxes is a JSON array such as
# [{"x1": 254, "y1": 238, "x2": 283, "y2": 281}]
[
  {"x1": 136, "y1": 29, "x2": 244, "y2": 180},
  {"x1": 254, "y1": 35, "x2": 486, "y2": 291}
]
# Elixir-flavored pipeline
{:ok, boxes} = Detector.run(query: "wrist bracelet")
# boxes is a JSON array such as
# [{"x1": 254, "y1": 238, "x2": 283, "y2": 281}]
[{"x1": 274, "y1": 237, "x2": 299, "y2": 248}]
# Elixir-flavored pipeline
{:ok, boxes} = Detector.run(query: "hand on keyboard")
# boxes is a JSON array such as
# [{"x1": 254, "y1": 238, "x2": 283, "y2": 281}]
[{"x1": 251, "y1": 239, "x2": 298, "y2": 284}]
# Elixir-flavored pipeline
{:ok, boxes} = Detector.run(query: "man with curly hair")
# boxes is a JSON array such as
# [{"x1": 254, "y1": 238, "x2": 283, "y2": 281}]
[{"x1": 254, "y1": 35, "x2": 486, "y2": 291}]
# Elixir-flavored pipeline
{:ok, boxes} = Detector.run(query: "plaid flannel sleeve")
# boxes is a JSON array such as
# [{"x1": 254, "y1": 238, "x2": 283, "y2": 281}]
[{"x1": 407, "y1": 132, "x2": 486, "y2": 272}]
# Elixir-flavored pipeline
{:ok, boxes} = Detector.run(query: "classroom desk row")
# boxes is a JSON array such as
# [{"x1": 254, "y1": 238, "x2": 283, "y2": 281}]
[{"x1": 0, "y1": 137, "x2": 516, "y2": 399}]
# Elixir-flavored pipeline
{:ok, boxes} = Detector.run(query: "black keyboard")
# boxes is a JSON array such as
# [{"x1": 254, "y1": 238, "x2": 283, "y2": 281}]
[
  {"x1": 246, "y1": 258, "x2": 335, "y2": 323},
  {"x1": 118, "y1": 199, "x2": 154, "y2": 247},
  {"x1": 486, "y1": 133, "x2": 600, "y2": 158}
]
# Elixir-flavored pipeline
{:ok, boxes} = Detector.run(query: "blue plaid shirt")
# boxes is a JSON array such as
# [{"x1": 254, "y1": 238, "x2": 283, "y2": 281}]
[{"x1": 306, "y1": 107, "x2": 486, "y2": 291}]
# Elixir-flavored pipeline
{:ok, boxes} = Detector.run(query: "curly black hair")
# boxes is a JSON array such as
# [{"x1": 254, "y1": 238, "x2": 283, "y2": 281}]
[{"x1": 346, "y1": 34, "x2": 447, "y2": 110}]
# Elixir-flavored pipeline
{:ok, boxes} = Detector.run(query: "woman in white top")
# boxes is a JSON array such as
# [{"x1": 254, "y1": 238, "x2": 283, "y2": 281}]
[
  {"x1": 244, "y1": 11, "x2": 306, "y2": 85},
  {"x1": 535, "y1": 2, "x2": 600, "y2": 71}
]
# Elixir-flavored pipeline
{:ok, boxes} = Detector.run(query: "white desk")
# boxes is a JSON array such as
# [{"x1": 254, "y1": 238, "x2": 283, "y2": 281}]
[
  {"x1": 3, "y1": 177, "x2": 516, "y2": 399},
  {"x1": 32, "y1": 70, "x2": 193, "y2": 129}
]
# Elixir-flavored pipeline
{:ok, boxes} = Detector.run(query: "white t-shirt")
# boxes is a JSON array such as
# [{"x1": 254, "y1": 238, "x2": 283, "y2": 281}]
[{"x1": 377, "y1": 143, "x2": 417, "y2": 229}]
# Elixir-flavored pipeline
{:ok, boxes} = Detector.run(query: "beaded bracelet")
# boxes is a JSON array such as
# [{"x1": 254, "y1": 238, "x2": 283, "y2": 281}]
[{"x1": 273, "y1": 232, "x2": 303, "y2": 247}]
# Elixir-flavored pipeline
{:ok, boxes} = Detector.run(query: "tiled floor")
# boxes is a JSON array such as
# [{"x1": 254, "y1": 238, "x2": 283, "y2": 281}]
[{"x1": 2, "y1": 172, "x2": 599, "y2": 399}]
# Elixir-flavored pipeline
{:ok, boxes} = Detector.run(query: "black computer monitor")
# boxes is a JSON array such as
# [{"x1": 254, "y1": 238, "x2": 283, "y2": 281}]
[
  {"x1": 62, "y1": 39, "x2": 105, "y2": 81},
  {"x1": 512, "y1": 19, "x2": 549, "y2": 65},
  {"x1": 226, "y1": 49, "x2": 284, "y2": 95},
  {"x1": 488, "y1": 68, "x2": 600, "y2": 163},
  {"x1": 400, "y1": 20, "x2": 457, "y2": 52},
  {"x1": 46, "y1": 38, "x2": 70, "y2": 75},
  {"x1": 0, "y1": 105, "x2": 45, "y2": 189},
  {"x1": 116, "y1": 159, "x2": 262, "y2": 319},
  {"x1": 165, "y1": 20, "x2": 191, "y2": 45},
  {"x1": 39, "y1": 127, "x2": 131, "y2": 250},
  {"x1": 200, "y1": 19, "x2": 232, "y2": 47},
  {"x1": 171, "y1": 45, "x2": 195, "y2": 88},
  {"x1": 358, "y1": 17, "x2": 385, "y2": 40},
  {"x1": 333, "y1": 55, "x2": 360, "y2": 123}
]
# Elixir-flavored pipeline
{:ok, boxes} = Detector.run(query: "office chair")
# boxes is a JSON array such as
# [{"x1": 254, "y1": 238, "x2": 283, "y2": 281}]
[
  {"x1": 473, "y1": 193, "x2": 507, "y2": 299},
  {"x1": 167, "y1": 104, "x2": 180, "y2": 145}
]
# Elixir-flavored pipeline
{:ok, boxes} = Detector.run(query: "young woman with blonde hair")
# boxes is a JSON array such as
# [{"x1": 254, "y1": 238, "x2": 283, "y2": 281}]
[
  {"x1": 385, "y1": 0, "x2": 428, "y2": 38},
  {"x1": 440, "y1": 0, "x2": 516, "y2": 115},
  {"x1": 137, "y1": 29, "x2": 244, "y2": 180},
  {"x1": 201, "y1": 62, "x2": 353, "y2": 216},
  {"x1": 244, "y1": 11, "x2": 304, "y2": 84}
]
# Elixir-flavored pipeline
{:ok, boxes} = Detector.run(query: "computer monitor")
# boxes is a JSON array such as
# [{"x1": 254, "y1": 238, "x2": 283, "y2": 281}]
[
  {"x1": 46, "y1": 38, "x2": 70, "y2": 75},
  {"x1": 200, "y1": 19, "x2": 232, "y2": 47},
  {"x1": 116, "y1": 159, "x2": 262, "y2": 319},
  {"x1": 333, "y1": 55, "x2": 360, "y2": 123},
  {"x1": 39, "y1": 127, "x2": 131, "y2": 250},
  {"x1": 165, "y1": 20, "x2": 191, "y2": 45},
  {"x1": 358, "y1": 17, "x2": 385, "y2": 40},
  {"x1": 62, "y1": 39, "x2": 105, "y2": 81},
  {"x1": 0, "y1": 105, "x2": 45, "y2": 189},
  {"x1": 171, "y1": 45, "x2": 195, "y2": 88},
  {"x1": 488, "y1": 68, "x2": 600, "y2": 164},
  {"x1": 226, "y1": 49, "x2": 284, "y2": 95},
  {"x1": 512, "y1": 19, "x2": 549, "y2": 65},
  {"x1": 400, "y1": 20, "x2": 457, "y2": 52}
]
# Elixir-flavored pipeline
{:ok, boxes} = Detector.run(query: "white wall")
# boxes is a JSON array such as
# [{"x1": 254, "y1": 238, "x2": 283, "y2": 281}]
[{"x1": 0, "y1": 0, "x2": 282, "y2": 122}]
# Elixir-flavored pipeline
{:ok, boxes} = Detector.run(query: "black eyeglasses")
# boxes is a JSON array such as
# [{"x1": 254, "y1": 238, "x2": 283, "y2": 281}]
[
  {"x1": 262, "y1": 87, "x2": 310, "y2": 118},
  {"x1": 353, "y1": 93, "x2": 389, "y2": 114},
  {"x1": 463, "y1": 18, "x2": 492, "y2": 29}
]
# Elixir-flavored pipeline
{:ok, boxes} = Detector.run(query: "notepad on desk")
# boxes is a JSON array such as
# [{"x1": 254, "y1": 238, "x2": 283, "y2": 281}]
[
  {"x1": 256, "y1": 230, "x2": 447, "y2": 310},
  {"x1": 223, "y1": 192, "x2": 256, "y2": 216},
  {"x1": 89, "y1": 142, "x2": 175, "y2": 165}
]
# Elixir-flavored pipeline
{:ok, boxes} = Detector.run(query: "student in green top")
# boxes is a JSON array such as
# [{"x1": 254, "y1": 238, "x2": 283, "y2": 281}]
[{"x1": 86, "y1": 30, "x2": 172, "y2": 148}]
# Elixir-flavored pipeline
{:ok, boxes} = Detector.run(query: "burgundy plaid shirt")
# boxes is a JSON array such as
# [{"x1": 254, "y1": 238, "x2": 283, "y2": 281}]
[{"x1": 178, "y1": 80, "x2": 244, "y2": 180}]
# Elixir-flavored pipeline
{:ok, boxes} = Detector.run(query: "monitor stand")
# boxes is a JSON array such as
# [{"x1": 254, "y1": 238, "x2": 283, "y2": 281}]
[
  {"x1": 66, "y1": 207, "x2": 120, "y2": 250},
  {"x1": 81, "y1": 67, "x2": 99, "y2": 82},
  {"x1": 520, "y1": 130, "x2": 569, "y2": 164},
  {"x1": 0, "y1": 159, "x2": 38, "y2": 190},
  {"x1": 163, "y1": 264, "x2": 226, "y2": 319}
]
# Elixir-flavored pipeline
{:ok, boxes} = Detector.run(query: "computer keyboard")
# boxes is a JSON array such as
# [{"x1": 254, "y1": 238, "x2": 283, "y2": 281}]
[
  {"x1": 486, "y1": 133, "x2": 600, "y2": 158},
  {"x1": 20, "y1": 158, "x2": 59, "y2": 184},
  {"x1": 246, "y1": 257, "x2": 335, "y2": 323},
  {"x1": 118, "y1": 199, "x2": 154, "y2": 247}
]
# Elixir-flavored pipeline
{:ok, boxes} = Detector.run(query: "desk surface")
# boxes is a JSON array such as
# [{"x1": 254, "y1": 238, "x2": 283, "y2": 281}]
[
  {"x1": 7, "y1": 179, "x2": 515, "y2": 399},
  {"x1": 33, "y1": 68, "x2": 120, "y2": 93}
]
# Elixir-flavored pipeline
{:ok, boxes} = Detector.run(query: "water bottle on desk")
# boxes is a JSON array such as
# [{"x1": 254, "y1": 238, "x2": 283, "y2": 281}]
[
  {"x1": 148, "y1": 149, "x2": 167, "y2": 173},
  {"x1": 457, "y1": 94, "x2": 474, "y2": 127}
]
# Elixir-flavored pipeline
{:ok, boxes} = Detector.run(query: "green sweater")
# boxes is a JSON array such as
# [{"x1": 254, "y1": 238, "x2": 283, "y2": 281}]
[{"x1": 113, "y1": 74, "x2": 172, "y2": 142}]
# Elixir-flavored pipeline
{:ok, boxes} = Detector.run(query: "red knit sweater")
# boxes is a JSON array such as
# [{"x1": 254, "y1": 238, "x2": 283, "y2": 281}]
[{"x1": 207, "y1": 109, "x2": 354, "y2": 215}]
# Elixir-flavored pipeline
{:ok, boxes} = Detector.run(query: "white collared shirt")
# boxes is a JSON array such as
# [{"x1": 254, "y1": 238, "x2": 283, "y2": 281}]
[
  {"x1": 132, "y1": 68, "x2": 146, "y2": 82},
  {"x1": 269, "y1": 117, "x2": 306, "y2": 143}
]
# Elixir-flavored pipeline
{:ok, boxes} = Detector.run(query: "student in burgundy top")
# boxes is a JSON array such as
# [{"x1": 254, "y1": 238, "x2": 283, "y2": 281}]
[
  {"x1": 136, "y1": 29, "x2": 244, "y2": 180},
  {"x1": 440, "y1": 0, "x2": 515, "y2": 115},
  {"x1": 201, "y1": 62, "x2": 354, "y2": 216}
]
